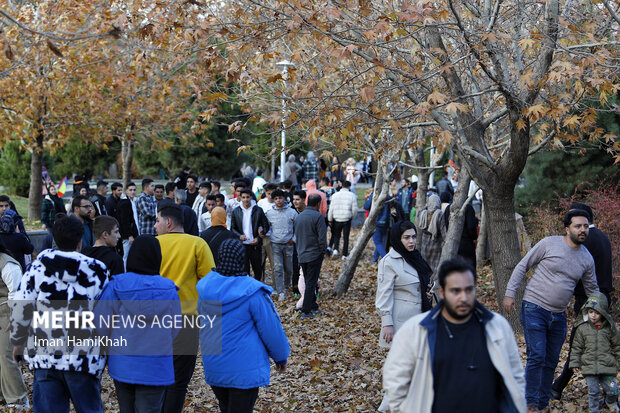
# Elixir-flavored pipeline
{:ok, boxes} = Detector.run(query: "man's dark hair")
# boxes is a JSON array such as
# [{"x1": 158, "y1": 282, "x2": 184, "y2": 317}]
[
  {"x1": 52, "y1": 214, "x2": 84, "y2": 251},
  {"x1": 154, "y1": 184, "x2": 165, "y2": 191},
  {"x1": 234, "y1": 181, "x2": 246, "y2": 190},
  {"x1": 342, "y1": 180, "x2": 351, "y2": 189},
  {"x1": 96, "y1": 180, "x2": 108, "y2": 189},
  {"x1": 0, "y1": 195, "x2": 10, "y2": 203},
  {"x1": 165, "y1": 182, "x2": 176, "y2": 195},
  {"x1": 241, "y1": 177, "x2": 252, "y2": 188},
  {"x1": 307, "y1": 193, "x2": 322, "y2": 207},
  {"x1": 110, "y1": 182, "x2": 122, "y2": 191},
  {"x1": 239, "y1": 188, "x2": 253, "y2": 198},
  {"x1": 438, "y1": 257, "x2": 477, "y2": 289},
  {"x1": 320, "y1": 177, "x2": 330, "y2": 185},
  {"x1": 564, "y1": 209, "x2": 590, "y2": 228},
  {"x1": 263, "y1": 183, "x2": 277, "y2": 192},
  {"x1": 211, "y1": 181, "x2": 221, "y2": 190},
  {"x1": 293, "y1": 190, "x2": 306, "y2": 200},
  {"x1": 199, "y1": 181, "x2": 211, "y2": 190},
  {"x1": 442, "y1": 170, "x2": 449, "y2": 178},
  {"x1": 157, "y1": 202, "x2": 184, "y2": 227},
  {"x1": 281, "y1": 180, "x2": 292, "y2": 190},
  {"x1": 125, "y1": 182, "x2": 136, "y2": 190},
  {"x1": 187, "y1": 174, "x2": 198, "y2": 182},
  {"x1": 272, "y1": 189, "x2": 285, "y2": 199},
  {"x1": 569, "y1": 202, "x2": 593, "y2": 223},
  {"x1": 141, "y1": 178, "x2": 154, "y2": 189},
  {"x1": 206, "y1": 194, "x2": 217, "y2": 202},
  {"x1": 93, "y1": 215, "x2": 119, "y2": 239},
  {"x1": 183, "y1": 166, "x2": 191, "y2": 172},
  {"x1": 71, "y1": 195, "x2": 90, "y2": 212},
  {"x1": 214, "y1": 194, "x2": 225, "y2": 203},
  {"x1": 439, "y1": 191, "x2": 452, "y2": 203}
]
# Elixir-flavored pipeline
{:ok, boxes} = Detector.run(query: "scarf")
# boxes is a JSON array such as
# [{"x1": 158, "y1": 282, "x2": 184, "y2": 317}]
[
  {"x1": 127, "y1": 235, "x2": 161, "y2": 275},
  {"x1": 389, "y1": 221, "x2": 433, "y2": 311},
  {"x1": 216, "y1": 238, "x2": 249, "y2": 276},
  {"x1": 415, "y1": 194, "x2": 442, "y2": 241},
  {"x1": 0, "y1": 209, "x2": 17, "y2": 233}
]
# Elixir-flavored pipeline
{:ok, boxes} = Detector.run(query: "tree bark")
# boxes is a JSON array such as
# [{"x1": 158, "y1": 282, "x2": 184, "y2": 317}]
[
  {"x1": 437, "y1": 167, "x2": 471, "y2": 263},
  {"x1": 476, "y1": 203, "x2": 488, "y2": 268},
  {"x1": 332, "y1": 157, "x2": 391, "y2": 295},
  {"x1": 121, "y1": 138, "x2": 134, "y2": 189},
  {"x1": 27, "y1": 132, "x2": 44, "y2": 221}
]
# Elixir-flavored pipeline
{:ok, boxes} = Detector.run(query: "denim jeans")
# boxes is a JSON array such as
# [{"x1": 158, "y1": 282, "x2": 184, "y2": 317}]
[
  {"x1": 271, "y1": 242, "x2": 293, "y2": 295},
  {"x1": 372, "y1": 225, "x2": 388, "y2": 261},
  {"x1": 33, "y1": 369, "x2": 102, "y2": 413},
  {"x1": 520, "y1": 301, "x2": 567, "y2": 409},
  {"x1": 114, "y1": 380, "x2": 165, "y2": 413},
  {"x1": 585, "y1": 375, "x2": 618, "y2": 413}
]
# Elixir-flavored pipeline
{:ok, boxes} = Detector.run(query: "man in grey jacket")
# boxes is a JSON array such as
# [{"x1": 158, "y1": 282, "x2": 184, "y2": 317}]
[
  {"x1": 384, "y1": 258, "x2": 525, "y2": 413},
  {"x1": 294, "y1": 193, "x2": 327, "y2": 319},
  {"x1": 265, "y1": 190, "x2": 297, "y2": 300}
]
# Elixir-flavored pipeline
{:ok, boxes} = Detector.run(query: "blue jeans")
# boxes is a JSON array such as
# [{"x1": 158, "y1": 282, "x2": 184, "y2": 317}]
[
  {"x1": 33, "y1": 369, "x2": 102, "y2": 413},
  {"x1": 520, "y1": 301, "x2": 567, "y2": 409},
  {"x1": 372, "y1": 225, "x2": 388, "y2": 261},
  {"x1": 272, "y1": 243, "x2": 293, "y2": 295}
]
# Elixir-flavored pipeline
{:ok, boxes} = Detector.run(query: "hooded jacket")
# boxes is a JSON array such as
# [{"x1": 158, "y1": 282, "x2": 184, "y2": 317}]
[
  {"x1": 569, "y1": 293, "x2": 620, "y2": 376},
  {"x1": 197, "y1": 271, "x2": 290, "y2": 389},
  {"x1": 383, "y1": 301, "x2": 526, "y2": 413},
  {"x1": 304, "y1": 179, "x2": 327, "y2": 216},
  {"x1": 10, "y1": 249, "x2": 109, "y2": 376}
]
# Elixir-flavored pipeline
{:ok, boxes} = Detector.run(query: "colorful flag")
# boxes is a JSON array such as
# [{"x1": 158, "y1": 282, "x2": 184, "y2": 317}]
[{"x1": 57, "y1": 176, "x2": 67, "y2": 197}]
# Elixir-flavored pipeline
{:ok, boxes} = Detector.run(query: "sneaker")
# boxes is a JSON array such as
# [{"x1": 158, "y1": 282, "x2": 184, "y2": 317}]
[
  {"x1": 341, "y1": 255, "x2": 347, "y2": 261},
  {"x1": 326, "y1": 247, "x2": 333, "y2": 256},
  {"x1": 300, "y1": 312, "x2": 315, "y2": 319},
  {"x1": 311, "y1": 308, "x2": 323, "y2": 315},
  {"x1": 6, "y1": 399, "x2": 29, "y2": 410},
  {"x1": 549, "y1": 388, "x2": 561, "y2": 401},
  {"x1": 294, "y1": 307, "x2": 302, "y2": 312},
  {"x1": 332, "y1": 249, "x2": 338, "y2": 256},
  {"x1": 278, "y1": 293, "x2": 286, "y2": 301}
]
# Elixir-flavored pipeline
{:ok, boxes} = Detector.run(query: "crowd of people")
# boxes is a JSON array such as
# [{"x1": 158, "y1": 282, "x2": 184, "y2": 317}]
[{"x1": 0, "y1": 158, "x2": 615, "y2": 413}]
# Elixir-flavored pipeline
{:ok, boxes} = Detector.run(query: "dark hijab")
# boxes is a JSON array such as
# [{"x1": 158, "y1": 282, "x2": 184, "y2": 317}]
[
  {"x1": 216, "y1": 238, "x2": 249, "y2": 277},
  {"x1": 389, "y1": 221, "x2": 433, "y2": 311},
  {"x1": 127, "y1": 235, "x2": 162, "y2": 275}
]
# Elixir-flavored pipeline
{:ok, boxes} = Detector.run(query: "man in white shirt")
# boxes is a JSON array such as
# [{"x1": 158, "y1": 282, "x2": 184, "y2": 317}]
[
  {"x1": 257, "y1": 183, "x2": 277, "y2": 286},
  {"x1": 199, "y1": 195, "x2": 216, "y2": 233}
]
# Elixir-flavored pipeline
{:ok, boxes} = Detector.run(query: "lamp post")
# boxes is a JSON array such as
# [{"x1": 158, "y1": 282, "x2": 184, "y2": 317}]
[{"x1": 275, "y1": 59, "x2": 294, "y2": 181}]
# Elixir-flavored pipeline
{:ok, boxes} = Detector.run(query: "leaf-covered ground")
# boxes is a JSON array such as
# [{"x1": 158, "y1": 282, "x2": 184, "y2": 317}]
[{"x1": 12, "y1": 238, "x2": 610, "y2": 412}]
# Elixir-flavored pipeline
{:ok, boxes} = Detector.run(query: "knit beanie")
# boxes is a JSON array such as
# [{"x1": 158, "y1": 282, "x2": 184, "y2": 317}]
[
  {"x1": 211, "y1": 207, "x2": 226, "y2": 227},
  {"x1": 215, "y1": 238, "x2": 248, "y2": 276},
  {"x1": 126, "y1": 235, "x2": 161, "y2": 275}
]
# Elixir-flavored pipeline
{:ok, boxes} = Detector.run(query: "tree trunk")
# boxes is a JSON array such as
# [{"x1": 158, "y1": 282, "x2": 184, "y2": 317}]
[
  {"x1": 121, "y1": 138, "x2": 134, "y2": 189},
  {"x1": 484, "y1": 190, "x2": 524, "y2": 332},
  {"x1": 333, "y1": 158, "x2": 391, "y2": 295},
  {"x1": 27, "y1": 132, "x2": 44, "y2": 221},
  {"x1": 438, "y1": 168, "x2": 471, "y2": 263},
  {"x1": 476, "y1": 203, "x2": 488, "y2": 268}
]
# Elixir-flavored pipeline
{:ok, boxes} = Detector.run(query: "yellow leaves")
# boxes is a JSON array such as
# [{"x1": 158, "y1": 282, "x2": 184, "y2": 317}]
[
  {"x1": 562, "y1": 115, "x2": 580, "y2": 128},
  {"x1": 205, "y1": 92, "x2": 227, "y2": 102},
  {"x1": 228, "y1": 120, "x2": 242, "y2": 133},
  {"x1": 426, "y1": 90, "x2": 447, "y2": 105},
  {"x1": 445, "y1": 102, "x2": 468, "y2": 114},
  {"x1": 360, "y1": 86, "x2": 375, "y2": 102},
  {"x1": 266, "y1": 73, "x2": 283, "y2": 83},
  {"x1": 520, "y1": 70, "x2": 536, "y2": 88},
  {"x1": 524, "y1": 104, "x2": 547, "y2": 121},
  {"x1": 516, "y1": 119, "x2": 528, "y2": 132},
  {"x1": 518, "y1": 38, "x2": 535, "y2": 51},
  {"x1": 236, "y1": 145, "x2": 248, "y2": 155}
]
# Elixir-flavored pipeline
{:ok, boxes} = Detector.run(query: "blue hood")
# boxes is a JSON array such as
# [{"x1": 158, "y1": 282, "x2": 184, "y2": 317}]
[
  {"x1": 102, "y1": 272, "x2": 179, "y2": 317},
  {"x1": 197, "y1": 271, "x2": 273, "y2": 312}
]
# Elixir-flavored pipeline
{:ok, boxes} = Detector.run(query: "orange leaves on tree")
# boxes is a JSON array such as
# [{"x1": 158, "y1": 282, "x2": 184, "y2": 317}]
[
  {"x1": 360, "y1": 86, "x2": 375, "y2": 102},
  {"x1": 426, "y1": 90, "x2": 447, "y2": 105},
  {"x1": 445, "y1": 102, "x2": 468, "y2": 114},
  {"x1": 524, "y1": 104, "x2": 547, "y2": 121}
]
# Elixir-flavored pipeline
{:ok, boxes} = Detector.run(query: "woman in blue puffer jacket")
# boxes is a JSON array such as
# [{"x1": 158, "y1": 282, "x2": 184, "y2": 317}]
[{"x1": 197, "y1": 238, "x2": 290, "y2": 413}]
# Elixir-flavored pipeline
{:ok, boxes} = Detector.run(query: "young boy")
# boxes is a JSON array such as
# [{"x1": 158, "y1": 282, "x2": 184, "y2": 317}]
[
  {"x1": 82, "y1": 215, "x2": 124, "y2": 277},
  {"x1": 570, "y1": 293, "x2": 620, "y2": 413}
]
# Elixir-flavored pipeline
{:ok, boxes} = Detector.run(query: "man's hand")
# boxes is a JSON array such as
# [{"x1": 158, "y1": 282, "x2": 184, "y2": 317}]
[
  {"x1": 258, "y1": 227, "x2": 265, "y2": 238},
  {"x1": 129, "y1": 236, "x2": 134, "y2": 245},
  {"x1": 503, "y1": 297, "x2": 516, "y2": 315},
  {"x1": 12, "y1": 345, "x2": 24, "y2": 363},
  {"x1": 250, "y1": 238, "x2": 258, "y2": 245},
  {"x1": 382, "y1": 326, "x2": 394, "y2": 344},
  {"x1": 288, "y1": 239, "x2": 295, "y2": 245},
  {"x1": 240, "y1": 235, "x2": 247, "y2": 242}
]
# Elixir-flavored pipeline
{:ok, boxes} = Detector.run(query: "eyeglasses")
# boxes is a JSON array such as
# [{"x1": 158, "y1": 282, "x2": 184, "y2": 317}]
[{"x1": 80, "y1": 204, "x2": 93, "y2": 209}]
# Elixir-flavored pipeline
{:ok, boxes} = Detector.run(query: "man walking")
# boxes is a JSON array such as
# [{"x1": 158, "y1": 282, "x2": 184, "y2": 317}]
[
  {"x1": 265, "y1": 189, "x2": 297, "y2": 300},
  {"x1": 383, "y1": 258, "x2": 526, "y2": 413},
  {"x1": 90, "y1": 180, "x2": 108, "y2": 216},
  {"x1": 503, "y1": 209, "x2": 598, "y2": 413},
  {"x1": 136, "y1": 178, "x2": 157, "y2": 236},
  {"x1": 71, "y1": 195, "x2": 94, "y2": 249},
  {"x1": 105, "y1": 182, "x2": 123, "y2": 221},
  {"x1": 294, "y1": 194, "x2": 327, "y2": 319},
  {"x1": 327, "y1": 180, "x2": 357, "y2": 259},
  {"x1": 155, "y1": 202, "x2": 215, "y2": 413},
  {"x1": 230, "y1": 189, "x2": 269, "y2": 281},
  {"x1": 118, "y1": 182, "x2": 139, "y2": 263}
]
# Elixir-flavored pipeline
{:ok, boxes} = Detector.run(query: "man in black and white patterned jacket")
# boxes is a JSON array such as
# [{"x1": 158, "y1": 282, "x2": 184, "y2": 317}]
[{"x1": 10, "y1": 214, "x2": 109, "y2": 413}]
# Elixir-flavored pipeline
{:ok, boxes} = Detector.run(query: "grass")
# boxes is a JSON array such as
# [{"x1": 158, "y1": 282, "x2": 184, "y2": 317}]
[{"x1": 10, "y1": 195, "x2": 29, "y2": 217}]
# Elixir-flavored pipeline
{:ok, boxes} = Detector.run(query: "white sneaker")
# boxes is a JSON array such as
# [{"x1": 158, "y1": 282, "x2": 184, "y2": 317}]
[
  {"x1": 341, "y1": 255, "x2": 347, "y2": 261},
  {"x1": 332, "y1": 249, "x2": 338, "y2": 256},
  {"x1": 279, "y1": 293, "x2": 286, "y2": 301},
  {"x1": 7, "y1": 399, "x2": 30, "y2": 410}
]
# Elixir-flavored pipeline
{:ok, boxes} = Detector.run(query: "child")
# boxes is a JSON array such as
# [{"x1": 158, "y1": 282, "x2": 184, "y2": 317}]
[{"x1": 570, "y1": 293, "x2": 620, "y2": 413}]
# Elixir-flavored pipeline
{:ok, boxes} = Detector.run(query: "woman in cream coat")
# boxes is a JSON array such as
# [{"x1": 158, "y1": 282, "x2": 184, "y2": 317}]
[{"x1": 376, "y1": 221, "x2": 433, "y2": 411}]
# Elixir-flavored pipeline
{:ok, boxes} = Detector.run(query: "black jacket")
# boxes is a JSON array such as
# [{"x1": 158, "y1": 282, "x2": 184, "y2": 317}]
[
  {"x1": 118, "y1": 199, "x2": 139, "y2": 239},
  {"x1": 230, "y1": 204, "x2": 269, "y2": 247},
  {"x1": 574, "y1": 227, "x2": 613, "y2": 296},
  {"x1": 81, "y1": 246, "x2": 124, "y2": 277},
  {"x1": 105, "y1": 195, "x2": 122, "y2": 220},
  {"x1": 90, "y1": 194, "x2": 107, "y2": 216},
  {"x1": 200, "y1": 226, "x2": 238, "y2": 265},
  {"x1": 181, "y1": 205, "x2": 199, "y2": 236}
]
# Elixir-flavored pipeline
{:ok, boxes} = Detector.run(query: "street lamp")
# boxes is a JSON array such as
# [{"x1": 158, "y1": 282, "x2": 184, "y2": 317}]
[{"x1": 275, "y1": 59, "x2": 295, "y2": 181}]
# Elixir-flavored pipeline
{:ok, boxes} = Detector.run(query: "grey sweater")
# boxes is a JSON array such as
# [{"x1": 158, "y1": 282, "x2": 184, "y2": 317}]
[
  {"x1": 506, "y1": 235, "x2": 598, "y2": 313},
  {"x1": 294, "y1": 208, "x2": 327, "y2": 263}
]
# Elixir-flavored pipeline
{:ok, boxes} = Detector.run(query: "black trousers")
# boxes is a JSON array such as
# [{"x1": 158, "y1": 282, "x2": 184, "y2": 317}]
[
  {"x1": 161, "y1": 324, "x2": 199, "y2": 413},
  {"x1": 115, "y1": 380, "x2": 165, "y2": 413},
  {"x1": 552, "y1": 291, "x2": 613, "y2": 396},
  {"x1": 300, "y1": 255, "x2": 323, "y2": 314},
  {"x1": 211, "y1": 386, "x2": 259, "y2": 413},
  {"x1": 244, "y1": 244, "x2": 263, "y2": 281},
  {"x1": 330, "y1": 220, "x2": 352, "y2": 256},
  {"x1": 292, "y1": 247, "x2": 300, "y2": 295}
]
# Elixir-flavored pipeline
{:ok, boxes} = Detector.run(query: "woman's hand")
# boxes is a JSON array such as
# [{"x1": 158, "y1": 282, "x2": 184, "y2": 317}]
[
  {"x1": 382, "y1": 326, "x2": 394, "y2": 344},
  {"x1": 275, "y1": 363, "x2": 287, "y2": 374}
]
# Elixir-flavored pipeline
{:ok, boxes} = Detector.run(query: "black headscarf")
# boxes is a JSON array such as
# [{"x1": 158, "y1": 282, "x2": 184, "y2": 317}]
[
  {"x1": 127, "y1": 235, "x2": 162, "y2": 275},
  {"x1": 389, "y1": 221, "x2": 433, "y2": 311},
  {"x1": 216, "y1": 238, "x2": 249, "y2": 277}
]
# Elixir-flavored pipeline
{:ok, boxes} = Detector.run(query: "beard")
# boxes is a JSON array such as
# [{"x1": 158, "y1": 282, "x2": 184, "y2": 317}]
[
  {"x1": 569, "y1": 232, "x2": 586, "y2": 245},
  {"x1": 443, "y1": 300, "x2": 473, "y2": 320}
]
